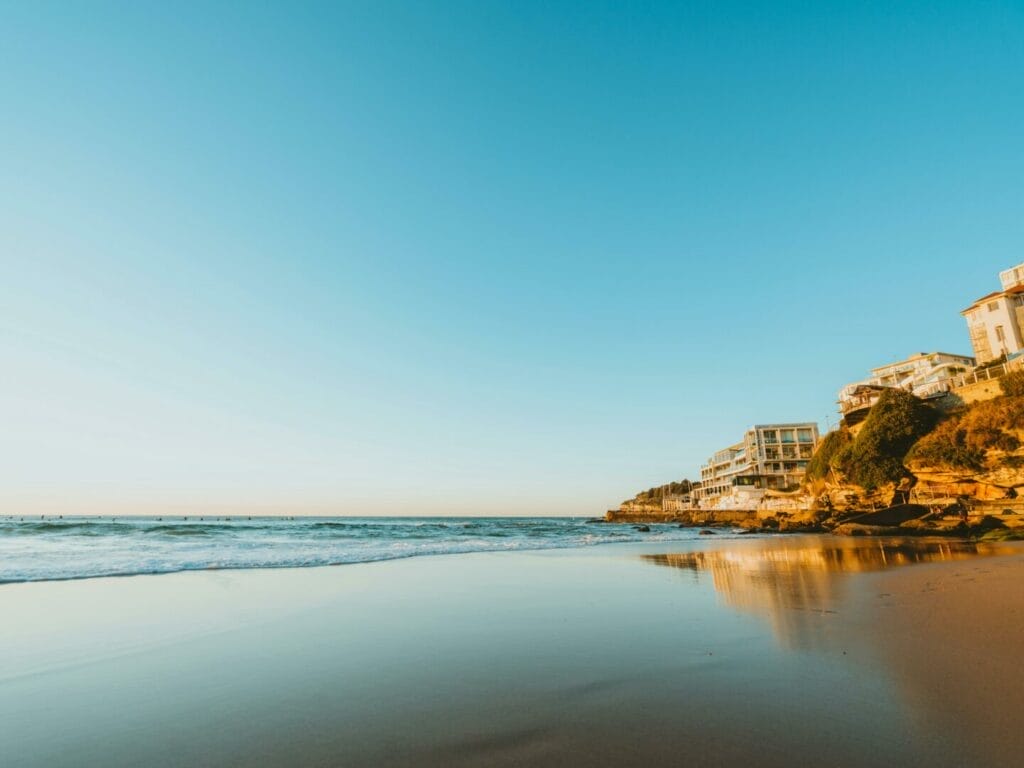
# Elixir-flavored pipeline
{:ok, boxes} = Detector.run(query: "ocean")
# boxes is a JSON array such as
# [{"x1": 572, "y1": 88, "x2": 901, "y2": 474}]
[{"x1": 0, "y1": 516, "x2": 727, "y2": 583}]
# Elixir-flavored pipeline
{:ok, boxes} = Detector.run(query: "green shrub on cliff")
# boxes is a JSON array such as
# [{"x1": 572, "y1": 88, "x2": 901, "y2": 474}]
[
  {"x1": 805, "y1": 428, "x2": 852, "y2": 481},
  {"x1": 1001, "y1": 370, "x2": 1024, "y2": 397},
  {"x1": 908, "y1": 394, "x2": 1024, "y2": 470},
  {"x1": 836, "y1": 389, "x2": 939, "y2": 490},
  {"x1": 907, "y1": 418, "x2": 986, "y2": 470},
  {"x1": 631, "y1": 479, "x2": 692, "y2": 504}
]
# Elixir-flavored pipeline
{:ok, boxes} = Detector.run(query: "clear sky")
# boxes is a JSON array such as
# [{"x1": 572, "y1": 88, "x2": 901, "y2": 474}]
[{"x1": 2, "y1": 2, "x2": 1022, "y2": 516}]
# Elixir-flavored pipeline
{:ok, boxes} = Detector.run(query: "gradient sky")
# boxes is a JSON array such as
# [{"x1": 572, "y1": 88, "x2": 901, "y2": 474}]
[{"x1": 2, "y1": 2, "x2": 1022, "y2": 516}]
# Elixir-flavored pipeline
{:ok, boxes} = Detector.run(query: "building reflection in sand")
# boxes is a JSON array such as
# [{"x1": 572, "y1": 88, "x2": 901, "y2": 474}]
[{"x1": 642, "y1": 538, "x2": 1011, "y2": 650}]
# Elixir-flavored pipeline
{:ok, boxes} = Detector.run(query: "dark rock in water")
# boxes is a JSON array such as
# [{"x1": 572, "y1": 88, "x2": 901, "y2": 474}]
[
  {"x1": 584, "y1": 518, "x2": 605, "y2": 524},
  {"x1": 844, "y1": 504, "x2": 930, "y2": 528},
  {"x1": 699, "y1": 529, "x2": 716, "y2": 535},
  {"x1": 678, "y1": 523, "x2": 688, "y2": 528},
  {"x1": 633, "y1": 524, "x2": 651, "y2": 532},
  {"x1": 834, "y1": 522, "x2": 904, "y2": 537},
  {"x1": 971, "y1": 515, "x2": 1008, "y2": 533},
  {"x1": 778, "y1": 520, "x2": 824, "y2": 533}
]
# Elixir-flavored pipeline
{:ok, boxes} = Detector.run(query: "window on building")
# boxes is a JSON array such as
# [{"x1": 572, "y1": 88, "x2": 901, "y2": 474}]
[
  {"x1": 988, "y1": 302, "x2": 999, "y2": 311},
  {"x1": 780, "y1": 429, "x2": 795, "y2": 443},
  {"x1": 762, "y1": 430, "x2": 777, "y2": 443},
  {"x1": 797, "y1": 428, "x2": 813, "y2": 442}
]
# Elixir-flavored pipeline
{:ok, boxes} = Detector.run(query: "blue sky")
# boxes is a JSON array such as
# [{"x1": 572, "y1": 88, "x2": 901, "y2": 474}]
[{"x1": 2, "y1": 2, "x2": 1022, "y2": 515}]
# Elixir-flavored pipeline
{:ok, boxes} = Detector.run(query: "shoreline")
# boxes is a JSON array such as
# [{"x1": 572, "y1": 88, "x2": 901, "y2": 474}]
[
  {"x1": 0, "y1": 520, "x2": 743, "y2": 586},
  {"x1": 3, "y1": 536, "x2": 1023, "y2": 767},
  {"x1": 603, "y1": 505, "x2": 1024, "y2": 539},
  {"x1": 0, "y1": 520, "x2": 1005, "y2": 586}
]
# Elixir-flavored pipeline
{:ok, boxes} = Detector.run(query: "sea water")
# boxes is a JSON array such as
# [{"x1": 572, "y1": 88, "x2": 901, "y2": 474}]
[{"x1": 0, "y1": 516, "x2": 727, "y2": 582}]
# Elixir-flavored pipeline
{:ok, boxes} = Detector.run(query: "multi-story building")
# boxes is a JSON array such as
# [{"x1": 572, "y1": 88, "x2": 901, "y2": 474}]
[
  {"x1": 693, "y1": 423, "x2": 820, "y2": 509},
  {"x1": 838, "y1": 351, "x2": 975, "y2": 425},
  {"x1": 962, "y1": 263, "x2": 1024, "y2": 364},
  {"x1": 868, "y1": 351, "x2": 976, "y2": 391}
]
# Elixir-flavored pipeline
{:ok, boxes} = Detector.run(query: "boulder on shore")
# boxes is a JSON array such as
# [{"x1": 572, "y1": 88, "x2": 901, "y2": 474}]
[{"x1": 832, "y1": 523, "x2": 901, "y2": 537}]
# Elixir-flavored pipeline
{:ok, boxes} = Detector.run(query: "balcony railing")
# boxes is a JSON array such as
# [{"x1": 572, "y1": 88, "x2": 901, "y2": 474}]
[
  {"x1": 949, "y1": 360, "x2": 1019, "y2": 389},
  {"x1": 839, "y1": 392, "x2": 881, "y2": 415}
]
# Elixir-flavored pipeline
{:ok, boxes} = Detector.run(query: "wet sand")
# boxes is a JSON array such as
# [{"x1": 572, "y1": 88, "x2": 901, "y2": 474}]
[
  {"x1": 843, "y1": 551, "x2": 1024, "y2": 767},
  {"x1": 1, "y1": 536, "x2": 1022, "y2": 767}
]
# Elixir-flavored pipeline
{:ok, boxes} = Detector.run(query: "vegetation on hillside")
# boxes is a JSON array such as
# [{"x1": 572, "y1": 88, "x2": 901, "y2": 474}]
[
  {"x1": 906, "y1": 417, "x2": 988, "y2": 470},
  {"x1": 1000, "y1": 370, "x2": 1024, "y2": 397},
  {"x1": 908, "y1": 385, "x2": 1024, "y2": 471},
  {"x1": 806, "y1": 371, "x2": 1024, "y2": 483},
  {"x1": 627, "y1": 480, "x2": 692, "y2": 504},
  {"x1": 814, "y1": 390, "x2": 938, "y2": 490},
  {"x1": 805, "y1": 428, "x2": 852, "y2": 481}
]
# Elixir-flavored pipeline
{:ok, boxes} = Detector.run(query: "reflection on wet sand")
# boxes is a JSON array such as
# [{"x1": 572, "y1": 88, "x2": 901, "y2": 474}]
[
  {"x1": 643, "y1": 538, "x2": 1014, "y2": 650},
  {"x1": 644, "y1": 537, "x2": 1024, "y2": 765}
]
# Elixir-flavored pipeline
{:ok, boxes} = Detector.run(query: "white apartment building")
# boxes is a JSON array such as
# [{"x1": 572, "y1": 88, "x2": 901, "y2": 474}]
[
  {"x1": 838, "y1": 351, "x2": 975, "y2": 424},
  {"x1": 869, "y1": 351, "x2": 976, "y2": 391},
  {"x1": 694, "y1": 423, "x2": 820, "y2": 509},
  {"x1": 962, "y1": 263, "x2": 1024, "y2": 364},
  {"x1": 1001, "y1": 264, "x2": 1024, "y2": 290}
]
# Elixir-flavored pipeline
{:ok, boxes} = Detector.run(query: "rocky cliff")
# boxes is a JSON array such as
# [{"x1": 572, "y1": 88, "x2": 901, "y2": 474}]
[{"x1": 608, "y1": 377, "x2": 1024, "y2": 539}]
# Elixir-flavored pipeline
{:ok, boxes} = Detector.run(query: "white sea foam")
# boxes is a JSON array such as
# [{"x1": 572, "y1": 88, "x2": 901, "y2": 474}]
[{"x1": 0, "y1": 516, "x2": 735, "y2": 583}]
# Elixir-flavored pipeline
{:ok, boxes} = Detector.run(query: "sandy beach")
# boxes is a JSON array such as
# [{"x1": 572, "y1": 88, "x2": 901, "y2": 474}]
[{"x1": 1, "y1": 536, "x2": 1022, "y2": 767}]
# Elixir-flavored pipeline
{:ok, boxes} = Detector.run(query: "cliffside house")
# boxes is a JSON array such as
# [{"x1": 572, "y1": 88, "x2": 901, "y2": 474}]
[
  {"x1": 618, "y1": 490, "x2": 694, "y2": 515},
  {"x1": 838, "y1": 351, "x2": 975, "y2": 426},
  {"x1": 693, "y1": 423, "x2": 820, "y2": 509},
  {"x1": 661, "y1": 492, "x2": 693, "y2": 513},
  {"x1": 962, "y1": 262, "x2": 1024, "y2": 364}
]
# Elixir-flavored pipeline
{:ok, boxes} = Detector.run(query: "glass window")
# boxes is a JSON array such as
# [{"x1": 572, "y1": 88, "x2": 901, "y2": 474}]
[
  {"x1": 797, "y1": 428, "x2": 813, "y2": 442},
  {"x1": 762, "y1": 430, "x2": 777, "y2": 443},
  {"x1": 781, "y1": 429, "x2": 795, "y2": 443},
  {"x1": 988, "y1": 301, "x2": 999, "y2": 311}
]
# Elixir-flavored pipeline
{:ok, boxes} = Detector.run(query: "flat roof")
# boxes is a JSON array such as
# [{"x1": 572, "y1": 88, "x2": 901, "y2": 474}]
[
  {"x1": 748, "y1": 423, "x2": 818, "y2": 429},
  {"x1": 869, "y1": 351, "x2": 975, "y2": 373}
]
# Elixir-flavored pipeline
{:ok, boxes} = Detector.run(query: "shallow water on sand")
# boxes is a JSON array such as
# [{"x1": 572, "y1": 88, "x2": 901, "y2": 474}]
[{"x1": 0, "y1": 536, "x2": 1020, "y2": 767}]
